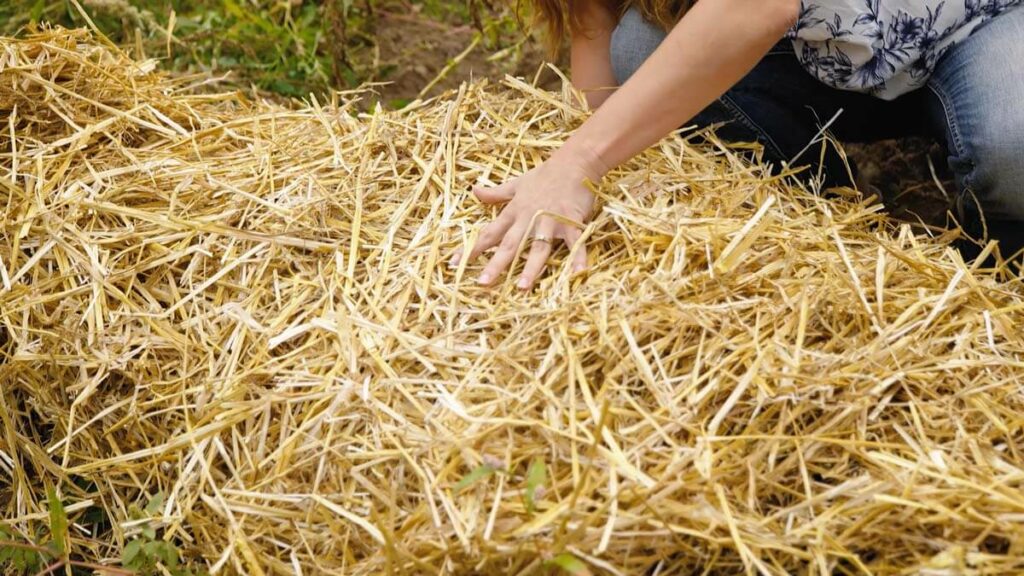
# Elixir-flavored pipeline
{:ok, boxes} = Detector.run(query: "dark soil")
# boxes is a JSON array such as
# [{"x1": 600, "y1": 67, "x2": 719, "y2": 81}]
[
  {"x1": 371, "y1": 9, "x2": 561, "y2": 103},
  {"x1": 847, "y1": 138, "x2": 956, "y2": 228}
]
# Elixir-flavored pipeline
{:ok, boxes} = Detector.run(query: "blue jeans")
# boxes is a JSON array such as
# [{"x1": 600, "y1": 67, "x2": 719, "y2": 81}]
[{"x1": 611, "y1": 6, "x2": 1024, "y2": 255}]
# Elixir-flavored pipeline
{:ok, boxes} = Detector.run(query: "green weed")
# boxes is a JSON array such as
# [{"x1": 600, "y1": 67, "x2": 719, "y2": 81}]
[
  {"x1": 0, "y1": 0, "x2": 520, "y2": 99},
  {"x1": 0, "y1": 489, "x2": 203, "y2": 576},
  {"x1": 122, "y1": 492, "x2": 204, "y2": 576}
]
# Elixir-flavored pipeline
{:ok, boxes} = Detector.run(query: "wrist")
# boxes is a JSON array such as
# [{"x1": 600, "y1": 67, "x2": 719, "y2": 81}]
[{"x1": 555, "y1": 138, "x2": 612, "y2": 183}]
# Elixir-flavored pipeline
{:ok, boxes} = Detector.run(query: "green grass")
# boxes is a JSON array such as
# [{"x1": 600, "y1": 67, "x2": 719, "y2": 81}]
[{"x1": 0, "y1": 0, "x2": 520, "y2": 98}]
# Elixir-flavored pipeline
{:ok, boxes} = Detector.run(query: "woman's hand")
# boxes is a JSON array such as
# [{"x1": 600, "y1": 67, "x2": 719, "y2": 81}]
[
  {"x1": 451, "y1": 145, "x2": 608, "y2": 289},
  {"x1": 450, "y1": 0, "x2": 795, "y2": 290}
]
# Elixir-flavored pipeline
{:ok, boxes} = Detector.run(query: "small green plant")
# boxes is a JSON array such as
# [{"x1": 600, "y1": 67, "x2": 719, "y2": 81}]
[
  {"x1": 454, "y1": 457, "x2": 550, "y2": 516},
  {"x1": 452, "y1": 458, "x2": 588, "y2": 575},
  {"x1": 454, "y1": 461, "x2": 503, "y2": 492},
  {"x1": 0, "y1": 526, "x2": 46, "y2": 574},
  {"x1": 122, "y1": 537, "x2": 186, "y2": 575},
  {"x1": 122, "y1": 492, "x2": 203, "y2": 576},
  {"x1": 546, "y1": 552, "x2": 593, "y2": 575},
  {"x1": 47, "y1": 487, "x2": 68, "y2": 557},
  {"x1": 523, "y1": 457, "x2": 547, "y2": 514},
  {"x1": 0, "y1": 487, "x2": 63, "y2": 574},
  {"x1": 1, "y1": 489, "x2": 202, "y2": 576},
  {"x1": 0, "y1": 486, "x2": 132, "y2": 575}
]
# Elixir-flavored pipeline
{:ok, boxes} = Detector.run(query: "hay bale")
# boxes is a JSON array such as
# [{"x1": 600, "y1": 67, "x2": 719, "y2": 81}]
[{"x1": 2, "y1": 28, "x2": 1024, "y2": 575}]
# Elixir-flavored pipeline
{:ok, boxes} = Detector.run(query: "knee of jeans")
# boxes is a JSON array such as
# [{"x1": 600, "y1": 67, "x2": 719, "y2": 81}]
[
  {"x1": 957, "y1": 114, "x2": 1024, "y2": 224},
  {"x1": 610, "y1": 8, "x2": 668, "y2": 85}
]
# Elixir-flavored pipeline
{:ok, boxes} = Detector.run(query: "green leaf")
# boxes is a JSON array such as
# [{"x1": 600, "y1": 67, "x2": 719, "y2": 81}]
[
  {"x1": 143, "y1": 540, "x2": 164, "y2": 558},
  {"x1": 12, "y1": 548, "x2": 27, "y2": 571},
  {"x1": 524, "y1": 458, "x2": 547, "y2": 514},
  {"x1": 269, "y1": 79, "x2": 304, "y2": 97},
  {"x1": 156, "y1": 541, "x2": 179, "y2": 568},
  {"x1": 142, "y1": 524, "x2": 157, "y2": 540},
  {"x1": 128, "y1": 504, "x2": 144, "y2": 520},
  {"x1": 122, "y1": 539, "x2": 142, "y2": 565},
  {"x1": 388, "y1": 98, "x2": 411, "y2": 110},
  {"x1": 145, "y1": 492, "x2": 166, "y2": 515},
  {"x1": 547, "y1": 553, "x2": 592, "y2": 575},
  {"x1": 30, "y1": 0, "x2": 46, "y2": 24},
  {"x1": 454, "y1": 464, "x2": 496, "y2": 493},
  {"x1": 11, "y1": 546, "x2": 43, "y2": 572},
  {"x1": 46, "y1": 487, "x2": 67, "y2": 556}
]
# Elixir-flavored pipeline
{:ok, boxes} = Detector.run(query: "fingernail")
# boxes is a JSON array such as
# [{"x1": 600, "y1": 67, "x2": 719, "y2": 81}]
[
  {"x1": 477, "y1": 272, "x2": 492, "y2": 285},
  {"x1": 517, "y1": 277, "x2": 529, "y2": 289},
  {"x1": 573, "y1": 264, "x2": 586, "y2": 274},
  {"x1": 449, "y1": 254, "x2": 460, "y2": 268}
]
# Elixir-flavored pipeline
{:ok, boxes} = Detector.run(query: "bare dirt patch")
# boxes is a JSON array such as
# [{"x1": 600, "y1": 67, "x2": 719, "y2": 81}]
[
  {"x1": 369, "y1": 8, "x2": 561, "y2": 103},
  {"x1": 847, "y1": 138, "x2": 956, "y2": 228}
]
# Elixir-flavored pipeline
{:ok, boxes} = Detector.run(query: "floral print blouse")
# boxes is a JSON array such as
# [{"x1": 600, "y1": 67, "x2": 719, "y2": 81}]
[{"x1": 789, "y1": 0, "x2": 1022, "y2": 99}]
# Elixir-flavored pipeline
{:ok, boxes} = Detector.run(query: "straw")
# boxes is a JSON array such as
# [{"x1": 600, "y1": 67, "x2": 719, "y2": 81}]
[{"x1": 2, "y1": 27, "x2": 1024, "y2": 575}]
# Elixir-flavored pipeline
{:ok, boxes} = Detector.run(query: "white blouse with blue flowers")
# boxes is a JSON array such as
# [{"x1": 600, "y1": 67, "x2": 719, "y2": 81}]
[{"x1": 789, "y1": 0, "x2": 1022, "y2": 99}]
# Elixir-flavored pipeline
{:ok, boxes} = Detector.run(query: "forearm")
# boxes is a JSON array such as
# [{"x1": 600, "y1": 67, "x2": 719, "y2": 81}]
[
  {"x1": 564, "y1": 0, "x2": 798, "y2": 173},
  {"x1": 570, "y1": 0, "x2": 618, "y2": 109}
]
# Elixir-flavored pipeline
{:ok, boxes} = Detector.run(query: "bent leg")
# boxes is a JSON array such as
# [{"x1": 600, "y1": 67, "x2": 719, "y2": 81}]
[
  {"x1": 926, "y1": 5, "x2": 1024, "y2": 258},
  {"x1": 609, "y1": 8, "x2": 925, "y2": 188},
  {"x1": 610, "y1": 9, "x2": 789, "y2": 168},
  {"x1": 610, "y1": 9, "x2": 668, "y2": 87}
]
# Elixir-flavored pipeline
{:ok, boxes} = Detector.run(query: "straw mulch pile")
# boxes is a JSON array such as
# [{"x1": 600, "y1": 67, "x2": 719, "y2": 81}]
[{"x1": 3, "y1": 28, "x2": 1024, "y2": 575}]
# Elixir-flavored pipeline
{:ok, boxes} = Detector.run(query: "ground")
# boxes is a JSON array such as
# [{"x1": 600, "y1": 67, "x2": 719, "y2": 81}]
[
  {"x1": 369, "y1": 2, "x2": 561, "y2": 102},
  {"x1": 848, "y1": 139, "x2": 955, "y2": 228}
]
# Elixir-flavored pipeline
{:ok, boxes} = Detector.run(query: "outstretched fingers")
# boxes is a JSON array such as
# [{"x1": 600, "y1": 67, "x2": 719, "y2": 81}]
[
  {"x1": 517, "y1": 219, "x2": 557, "y2": 289},
  {"x1": 563, "y1": 227, "x2": 588, "y2": 274},
  {"x1": 450, "y1": 211, "x2": 512, "y2": 268},
  {"x1": 450, "y1": 182, "x2": 518, "y2": 268},
  {"x1": 456, "y1": 219, "x2": 589, "y2": 287},
  {"x1": 478, "y1": 221, "x2": 529, "y2": 286},
  {"x1": 451, "y1": 176, "x2": 590, "y2": 285},
  {"x1": 473, "y1": 181, "x2": 516, "y2": 205}
]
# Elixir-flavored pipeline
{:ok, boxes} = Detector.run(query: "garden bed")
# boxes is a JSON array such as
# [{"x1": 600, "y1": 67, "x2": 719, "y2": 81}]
[{"x1": 2, "y1": 28, "x2": 1024, "y2": 575}]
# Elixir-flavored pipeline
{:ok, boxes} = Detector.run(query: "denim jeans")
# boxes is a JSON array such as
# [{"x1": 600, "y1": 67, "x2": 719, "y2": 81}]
[{"x1": 610, "y1": 5, "x2": 1024, "y2": 255}]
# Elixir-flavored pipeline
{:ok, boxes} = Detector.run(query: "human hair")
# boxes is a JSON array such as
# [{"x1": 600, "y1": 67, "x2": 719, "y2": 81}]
[{"x1": 522, "y1": 0, "x2": 694, "y2": 54}]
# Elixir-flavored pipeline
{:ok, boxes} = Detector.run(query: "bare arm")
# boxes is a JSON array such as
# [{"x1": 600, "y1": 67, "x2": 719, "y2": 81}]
[
  {"x1": 569, "y1": 0, "x2": 798, "y2": 169},
  {"x1": 455, "y1": 0, "x2": 800, "y2": 288},
  {"x1": 570, "y1": 0, "x2": 619, "y2": 109}
]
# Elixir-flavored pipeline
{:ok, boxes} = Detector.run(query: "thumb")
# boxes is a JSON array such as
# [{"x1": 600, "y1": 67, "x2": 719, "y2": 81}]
[{"x1": 473, "y1": 181, "x2": 516, "y2": 204}]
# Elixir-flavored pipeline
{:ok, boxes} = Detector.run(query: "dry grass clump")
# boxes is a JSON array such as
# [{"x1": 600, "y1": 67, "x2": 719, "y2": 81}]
[{"x1": 3, "y1": 28, "x2": 1024, "y2": 575}]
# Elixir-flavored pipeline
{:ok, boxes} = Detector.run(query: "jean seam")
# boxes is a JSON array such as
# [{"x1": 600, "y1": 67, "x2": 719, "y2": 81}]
[
  {"x1": 927, "y1": 81, "x2": 967, "y2": 161},
  {"x1": 926, "y1": 80, "x2": 977, "y2": 220},
  {"x1": 717, "y1": 93, "x2": 787, "y2": 162}
]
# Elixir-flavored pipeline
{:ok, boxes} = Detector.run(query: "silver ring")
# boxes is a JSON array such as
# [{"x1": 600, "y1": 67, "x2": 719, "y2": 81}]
[{"x1": 532, "y1": 234, "x2": 553, "y2": 244}]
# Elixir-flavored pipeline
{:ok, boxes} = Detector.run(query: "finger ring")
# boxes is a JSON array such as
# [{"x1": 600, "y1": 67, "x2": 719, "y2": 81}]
[{"x1": 532, "y1": 234, "x2": 553, "y2": 244}]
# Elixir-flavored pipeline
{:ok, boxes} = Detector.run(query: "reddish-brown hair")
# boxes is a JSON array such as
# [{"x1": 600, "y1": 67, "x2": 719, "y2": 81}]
[{"x1": 523, "y1": 0, "x2": 694, "y2": 53}]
